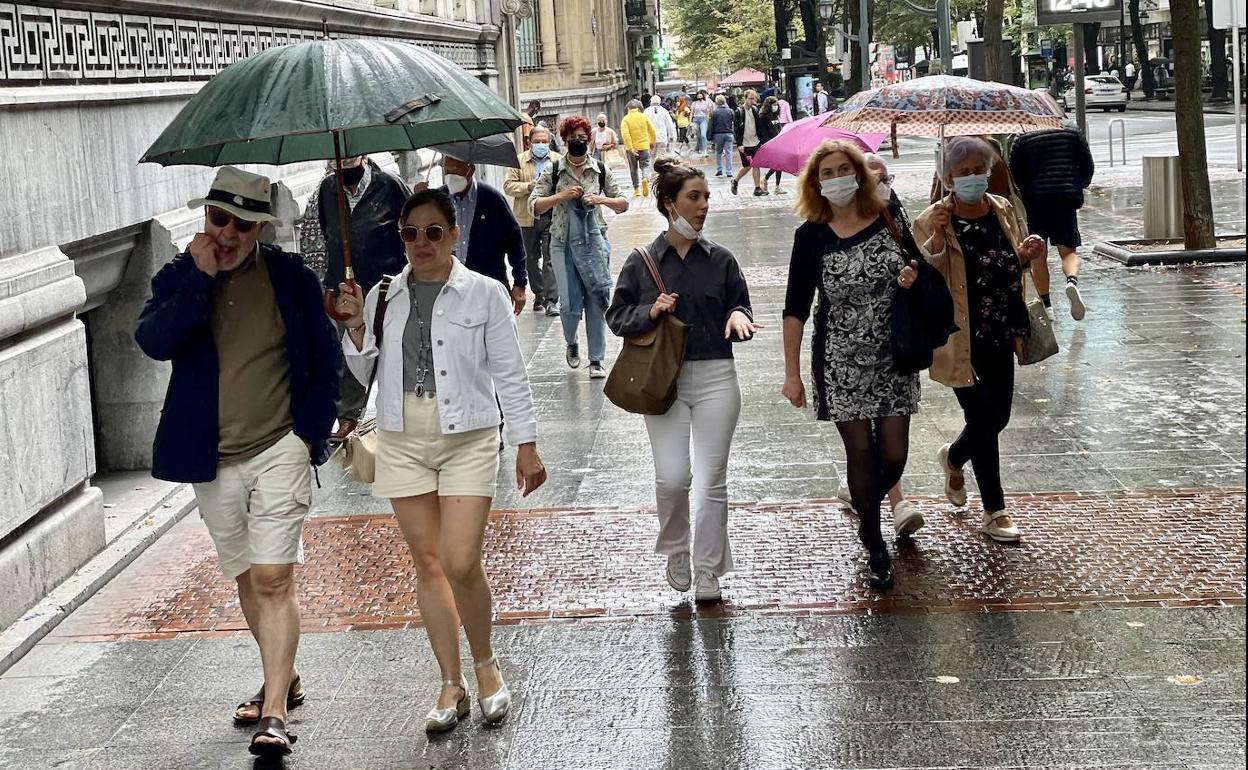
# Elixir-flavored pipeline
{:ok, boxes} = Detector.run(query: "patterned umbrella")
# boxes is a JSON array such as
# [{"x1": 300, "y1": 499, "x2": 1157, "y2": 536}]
[{"x1": 820, "y1": 75, "x2": 1063, "y2": 138}]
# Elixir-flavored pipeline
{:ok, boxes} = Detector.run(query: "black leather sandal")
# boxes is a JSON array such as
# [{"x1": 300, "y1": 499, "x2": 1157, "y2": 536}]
[
  {"x1": 233, "y1": 675, "x2": 305, "y2": 725},
  {"x1": 248, "y1": 716, "x2": 297, "y2": 757}
]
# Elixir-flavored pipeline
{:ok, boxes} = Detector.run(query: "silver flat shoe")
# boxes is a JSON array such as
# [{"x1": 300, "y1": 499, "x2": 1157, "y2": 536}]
[
  {"x1": 424, "y1": 676, "x2": 469, "y2": 733},
  {"x1": 474, "y1": 656, "x2": 511, "y2": 724}
]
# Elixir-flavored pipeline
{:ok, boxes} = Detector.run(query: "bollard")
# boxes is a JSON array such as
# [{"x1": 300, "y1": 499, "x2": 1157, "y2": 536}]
[{"x1": 1142, "y1": 155, "x2": 1184, "y2": 240}]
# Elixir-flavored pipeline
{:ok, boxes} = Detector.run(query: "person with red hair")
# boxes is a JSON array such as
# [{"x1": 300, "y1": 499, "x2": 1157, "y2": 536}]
[{"x1": 530, "y1": 115, "x2": 630, "y2": 379}]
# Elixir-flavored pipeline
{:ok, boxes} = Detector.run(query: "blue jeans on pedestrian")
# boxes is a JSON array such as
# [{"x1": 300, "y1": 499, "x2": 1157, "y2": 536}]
[
  {"x1": 550, "y1": 237, "x2": 609, "y2": 364},
  {"x1": 693, "y1": 116, "x2": 708, "y2": 154},
  {"x1": 714, "y1": 134, "x2": 734, "y2": 174}
]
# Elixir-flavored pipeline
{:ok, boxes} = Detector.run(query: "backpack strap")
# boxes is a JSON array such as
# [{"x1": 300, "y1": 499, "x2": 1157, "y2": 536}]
[{"x1": 366, "y1": 275, "x2": 394, "y2": 390}]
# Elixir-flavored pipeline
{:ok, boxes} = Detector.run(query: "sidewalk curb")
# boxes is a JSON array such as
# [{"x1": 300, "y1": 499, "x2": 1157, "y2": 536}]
[
  {"x1": 1124, "y1": 101, "x2": 1242, "y2": 116},
  {"x1": 1094, "y1": 238, "x2": 1248, "y2": 266},
  {"x1": 0, "y1": 484, "x2": 198, "y2": 675}
]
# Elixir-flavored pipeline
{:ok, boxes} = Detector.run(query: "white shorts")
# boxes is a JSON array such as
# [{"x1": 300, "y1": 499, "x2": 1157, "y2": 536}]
[
  {"x1": 192, "y1": 431, "x2": 312, "y2": 580},
  {"x1": 373, "y1": 393, "x2": 500, "y2": 499}
]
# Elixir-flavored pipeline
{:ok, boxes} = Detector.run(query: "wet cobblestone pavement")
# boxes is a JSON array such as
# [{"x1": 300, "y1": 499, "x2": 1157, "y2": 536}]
[{"x1": 0, "y1": 165, "x2": 1243, "y2": 769}]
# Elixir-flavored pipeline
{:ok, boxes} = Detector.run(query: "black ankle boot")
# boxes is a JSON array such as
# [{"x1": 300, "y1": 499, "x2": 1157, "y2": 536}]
[{"x1": 866, "y1": 548, "x2": 893, "y2": 591}]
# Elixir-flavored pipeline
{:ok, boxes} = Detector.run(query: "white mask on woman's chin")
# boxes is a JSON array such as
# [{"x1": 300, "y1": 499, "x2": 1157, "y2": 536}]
[
  {"x1": 669, "y1": 211, "x2": 702, "y2": 240},
  {"x1": 875, "y1": 182, "x2": 892, "y2": 203}
]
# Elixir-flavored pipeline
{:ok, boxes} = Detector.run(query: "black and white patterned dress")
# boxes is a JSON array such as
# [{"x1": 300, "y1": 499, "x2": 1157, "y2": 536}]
[{"x1": 783, "y1": 217, "x2": 921, "y2": 422}]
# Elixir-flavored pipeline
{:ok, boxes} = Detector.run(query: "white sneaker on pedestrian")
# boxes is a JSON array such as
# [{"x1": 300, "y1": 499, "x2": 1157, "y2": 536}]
[
  {"x1": 1066, "y1": 282, "x2": 1087, "y2": 321},
  {"x1": 937, "y1": 444, "x2": 968, "y2": 508},
  {"x1": 892, "y1": 500, "x2": 925, "y2": 538},
  {"x1": 588, "y1": 361, "x2": 607, "y2": 379},
  {"x1": 693, "y1": 569, "x2": 721, "y2": 603},
  {"x1": 836, "y1": 485, "x2": 854, "y2": 511},
  {"x1": 981, "y1": 511, "x2": 1022, "y2": 543},
  {"x1": 666, "y1": 552, "x2": 691, "y2": 592}
]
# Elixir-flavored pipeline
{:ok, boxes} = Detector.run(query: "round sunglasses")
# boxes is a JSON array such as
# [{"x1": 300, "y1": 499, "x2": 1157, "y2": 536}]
[
  {"x1": 398, "y1": 224, "x2": 448, "y2": 243},
  {"x1": 207, "y1": 207, "x2": 258, "y2": 233}
]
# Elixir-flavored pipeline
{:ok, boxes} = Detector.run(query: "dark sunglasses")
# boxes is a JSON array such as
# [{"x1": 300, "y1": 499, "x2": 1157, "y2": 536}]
[
  {"x1": 398, "y1": 224, "x2": 448, "y2": 243},
  {"x1": 207, "y1": 207, "x2": 258, "y2": 233}
]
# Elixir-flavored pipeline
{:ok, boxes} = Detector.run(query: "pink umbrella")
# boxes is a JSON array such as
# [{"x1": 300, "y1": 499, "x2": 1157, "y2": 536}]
[{"x1": 751, "y1": 115, "x2": 886, "y2": 176}]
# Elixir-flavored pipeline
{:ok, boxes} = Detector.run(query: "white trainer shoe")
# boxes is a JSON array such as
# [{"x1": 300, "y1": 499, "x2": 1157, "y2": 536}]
[
  {"x1": 937, "y1": 444, "x2": 968, "y2": 508},
  {"x1": 982, "y1": 511, "x2": 1022, "y2": 543},
  {"x1": 892, "y1": 500, "x2": 925, "y2": 538},
  {"x1": 666, "y1": 552, "x2": 691, "y2": 592},
  {"x1": 693, "y1": 569, "x2": 721, "y2": 603},
  {"x1": 1066, "y1": 282, "x2": 1087, "y2": 321}
]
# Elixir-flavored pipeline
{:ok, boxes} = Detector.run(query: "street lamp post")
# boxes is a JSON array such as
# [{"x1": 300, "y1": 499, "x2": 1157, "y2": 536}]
[{"x1": 818, "y1": 0, "x2": 871, "y2": 91}]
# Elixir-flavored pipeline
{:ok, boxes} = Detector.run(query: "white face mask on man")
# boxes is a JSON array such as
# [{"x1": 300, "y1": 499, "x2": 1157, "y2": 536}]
[
  {"x1": 445, "y1": 172, "x2": 470, "y2": 195},
  {"x1": 820, "y1": 176, "x2": 859, "y2": 207}
]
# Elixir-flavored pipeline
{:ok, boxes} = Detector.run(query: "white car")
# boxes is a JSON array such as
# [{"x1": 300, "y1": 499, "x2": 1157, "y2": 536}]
[{"x1": 1060, "y1": 75, "x2": 1128, "y2": 112}]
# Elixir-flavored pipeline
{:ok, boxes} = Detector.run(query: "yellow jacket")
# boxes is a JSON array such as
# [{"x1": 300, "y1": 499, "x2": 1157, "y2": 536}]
[{"x1": 620, "y1": 109, "x2": 656, "y2": 152}]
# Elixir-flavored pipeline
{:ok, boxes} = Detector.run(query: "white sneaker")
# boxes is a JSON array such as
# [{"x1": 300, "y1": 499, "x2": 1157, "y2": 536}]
[
  {"x1": 982, "y1": 511, "x2": 1022, "y2": 543},
  {"x1": 693, "y1": 569, "x2": 721, "y2": 603},
  {"x1": 665, "y1": 552, "x2": 691, "y2": 592},
  {"x1": 1066, "y1": 282, "x2": 1087, "y2": 321},
  {"x1": 937, "y1": 444, "x2": 968, "y2": 508},
  {"x1": 836, "y1": 485, "x2": 855, "y2": 511},
  {"x1": 892, "y1": 500, "x2": 925, "y2": 538}
]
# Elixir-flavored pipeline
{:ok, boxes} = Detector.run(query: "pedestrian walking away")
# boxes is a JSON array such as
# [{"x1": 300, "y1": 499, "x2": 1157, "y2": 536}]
[
  {"x1": 645, "y1": 94, "x2": 678, "y2": 156},
  {"x1": 1008, "y1": 120, "x2": 1095, "y2": 321},
  {"x1": 337, "y1": 188, "x2": 547, "y2": 735},
  {"x1": 607, "y1": 156, "x2": 761, "y2": 603},
  {"x1": 709, "y1": 94, "x2": 737, "y2": 177},
  {"x1": 913, "y1": 136, "x2": 1049, "y2": 545},
  {"x1": 531, "y1": 115, "x2": 631, "y2": 379},
  {"x1": 504, "y1": 125, "x2": 561, "y2": 316},
  {"x1": 135, "y1": 166, "x2": 341, "y2": 758},
  {"x1": 781, "y1": 140, "x2": 927, "y2": 591},
  {"x1": 757, "y1": 95, "x2": 785, "y2": 195},
  {"x1": 590, "y1": 113, "x2": 619, "y2": 166},
  {"x1": 731, "y1": 90, "x2": 767, "y2": 197},
  {"x1": 426, "y1": 155, "x2": 528, "y2": 316},
  {"x1": 690, "y1": 89, "x2": 714, "y2": 156},
  {"x1": 621, "y1": 99, "x2": 656, "y2": 197},
  {"x1": 317, "y1": 154, "x2": 410, "y2": 442}
]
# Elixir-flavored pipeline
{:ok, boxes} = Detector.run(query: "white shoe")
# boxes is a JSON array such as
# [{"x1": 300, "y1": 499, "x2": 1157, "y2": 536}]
[
  {"x1": 892, "y1": 500, "x2": 925, "y2": 538},
  {"x1": 1066, "y1": 282, "x2": 1086, "y2": 320},
  {"x1": 937, "y1": 444, "x2": 968, "y2": 508},
  {"x1": 693, "y1": 569, "x2": 721, "y2": 603},
  {"x1": 836, "y1": 485, "x2": 855, "y2": 511},
  {"x1": 666, "y1": 552, "x2": 691, "y2": 592},
  {"x1": 982, "y1": 511, "x2": 1022, "y2": 543}
]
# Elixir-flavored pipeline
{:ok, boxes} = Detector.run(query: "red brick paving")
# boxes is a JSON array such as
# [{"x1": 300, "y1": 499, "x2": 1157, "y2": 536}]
[{"x1": 49, "y1": 489, "x2": 1246, "y2": 642}]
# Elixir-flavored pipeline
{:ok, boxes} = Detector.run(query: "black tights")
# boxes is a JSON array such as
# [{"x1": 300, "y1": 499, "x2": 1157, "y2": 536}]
[
  {"x1": 835, "y1": 416, "x2": 911, "y2": 550},
  {"x1": 765, "y1": 169, "x2": 783, "y2": 186}
]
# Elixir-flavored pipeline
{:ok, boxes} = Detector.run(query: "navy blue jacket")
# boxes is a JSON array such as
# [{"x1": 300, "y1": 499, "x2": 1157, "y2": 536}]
[
  {"x1": 439, "y1": 181, "x2": 527, "y2": 290},
  {"x1": 135, "y1": 245, "x2": 341, "y2": 483}
]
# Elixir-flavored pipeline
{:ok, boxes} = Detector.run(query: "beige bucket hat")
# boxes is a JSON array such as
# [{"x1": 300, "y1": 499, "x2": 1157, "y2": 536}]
[{"x1": 187, "y1": 166, "x2": 280, "y2": 223}]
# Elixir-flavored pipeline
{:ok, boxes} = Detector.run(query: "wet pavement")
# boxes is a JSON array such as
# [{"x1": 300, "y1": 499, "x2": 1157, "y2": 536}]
[{"x1": 0, "y1": 162, "x2": 1244, "y2": 768}]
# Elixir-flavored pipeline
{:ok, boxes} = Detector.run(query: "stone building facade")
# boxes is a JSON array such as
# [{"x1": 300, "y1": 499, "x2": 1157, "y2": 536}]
[
  {"x1": 0, "y1": 0, "x2": 521, "y2": 630},
  {"x1": 514, "y1": 0, "x2": 634, "y2": 129}
]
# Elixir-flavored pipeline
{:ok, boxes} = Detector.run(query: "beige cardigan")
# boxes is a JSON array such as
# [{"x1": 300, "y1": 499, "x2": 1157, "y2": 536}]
[
  {"x1": 503, "y1": 149, "x2": 562, "y2": 227},
  {"x1": 911, "y1": 193, "x2": 1029, "y2": 388}
]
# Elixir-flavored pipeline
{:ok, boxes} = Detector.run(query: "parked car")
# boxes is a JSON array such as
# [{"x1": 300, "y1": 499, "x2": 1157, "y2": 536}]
[{"x1": 1061, "y1": 75, "x2": 1128, "y2": 112}]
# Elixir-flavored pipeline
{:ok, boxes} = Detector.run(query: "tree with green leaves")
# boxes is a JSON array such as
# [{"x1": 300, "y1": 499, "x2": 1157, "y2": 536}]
[
  {"x1": 1171, "y1": 0, "x2": 1215, "y2": 249},
  {"x1": 667, "y1": 0, "x2": 776, "y2": 79}
]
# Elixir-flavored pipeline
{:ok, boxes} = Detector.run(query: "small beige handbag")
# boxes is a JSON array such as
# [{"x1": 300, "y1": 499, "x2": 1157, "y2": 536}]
[{"x1": 338, "y1": 277, "x2": 392, "y2": 483}]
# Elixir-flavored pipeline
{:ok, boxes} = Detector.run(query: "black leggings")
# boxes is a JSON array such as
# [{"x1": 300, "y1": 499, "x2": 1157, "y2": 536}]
[
  {"x1": 949, "y1": 346, "x2": 1015, "y2": 512},
  {"x1": 835, "y1": 416, "x2": 911, "y2": 549},
  {"x1": 765, "y1": 169, "x2": 783, "y2": 185}
]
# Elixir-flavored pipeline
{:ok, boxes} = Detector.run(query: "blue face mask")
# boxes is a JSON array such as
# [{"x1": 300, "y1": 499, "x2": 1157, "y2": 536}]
[
  {"x1": 952, "y1": 173, "x2": 989, "y2": 203},
  {"x1": 531, "y1": 142, "x2": 550, "y2": 159}
]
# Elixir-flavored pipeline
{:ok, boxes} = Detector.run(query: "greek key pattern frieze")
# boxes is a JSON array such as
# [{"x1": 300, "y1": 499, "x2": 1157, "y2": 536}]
[{"x1": 0, "y1": 3, "x2": 494, "y2": 85}]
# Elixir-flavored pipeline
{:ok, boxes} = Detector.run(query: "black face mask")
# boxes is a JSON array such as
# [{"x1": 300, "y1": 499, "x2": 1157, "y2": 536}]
[
  {"x1": 568, "y1": 138, "x2": 589, "y2": 157},
  {"x1": 341, "y1": 164, "x2": 366, "y2": 187},
  {"x1": 598, "y1": 121, "x2": 606, "y2": 127}
]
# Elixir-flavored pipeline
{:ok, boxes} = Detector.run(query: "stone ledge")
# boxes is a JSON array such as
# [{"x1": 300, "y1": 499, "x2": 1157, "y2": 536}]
[
  {"x1": 1093, "y1": 237, "x2": 1248, "y2": 266},
  {"x1": 0, "y1": 82, "x2": 205, "y2": 109}
]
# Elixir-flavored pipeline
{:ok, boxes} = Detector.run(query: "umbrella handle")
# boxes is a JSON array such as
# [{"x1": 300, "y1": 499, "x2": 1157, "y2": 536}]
[{"x1": 324, "y1": 275, "x2": 356, "y2": 322}]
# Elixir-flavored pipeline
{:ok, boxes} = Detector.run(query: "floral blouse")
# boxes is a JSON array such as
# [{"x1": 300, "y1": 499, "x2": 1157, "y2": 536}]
[{"x1": 951, "y1": 212, "x2": 1030, "y2": 350}]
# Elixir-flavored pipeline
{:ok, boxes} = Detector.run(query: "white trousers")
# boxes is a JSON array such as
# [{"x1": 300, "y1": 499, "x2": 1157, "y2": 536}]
[{"x1": 644, "y1": 359, "x2": 741, "y2": 576}]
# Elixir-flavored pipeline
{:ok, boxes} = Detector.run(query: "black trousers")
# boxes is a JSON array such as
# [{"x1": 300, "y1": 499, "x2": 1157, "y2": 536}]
[{"x1": 949, "y1": 345, "x2": 1015, "y2": 512}]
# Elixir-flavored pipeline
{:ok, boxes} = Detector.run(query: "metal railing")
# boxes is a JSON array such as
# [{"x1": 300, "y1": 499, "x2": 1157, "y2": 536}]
[{"x1": 1108, "y1": 118, "x2": 1128, "y2": 166}]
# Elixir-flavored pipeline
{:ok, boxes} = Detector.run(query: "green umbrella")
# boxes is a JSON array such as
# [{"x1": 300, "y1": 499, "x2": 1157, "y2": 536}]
[{"x1": 140, "y1": 38, "x2": 523, "y2": 318}]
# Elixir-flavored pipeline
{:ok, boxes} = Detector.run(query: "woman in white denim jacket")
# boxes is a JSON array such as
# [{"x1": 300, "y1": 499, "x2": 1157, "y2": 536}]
[{"x1": 337, "y1": 189, "x2": 547, "y2": 735}]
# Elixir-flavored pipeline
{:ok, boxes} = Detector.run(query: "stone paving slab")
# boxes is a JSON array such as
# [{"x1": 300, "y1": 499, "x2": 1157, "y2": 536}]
[
  {"x1": 41, "y1": 488, "x2": 1244, "y2": 642},
  {"x1": 0, "y1": 607, "x2": 1242, "y2": 770}
]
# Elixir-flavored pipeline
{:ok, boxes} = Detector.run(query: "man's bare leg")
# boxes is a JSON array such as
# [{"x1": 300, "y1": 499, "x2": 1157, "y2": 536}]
[{"x1": 245, "y1": 563, "x2": 299, "y2": 747}]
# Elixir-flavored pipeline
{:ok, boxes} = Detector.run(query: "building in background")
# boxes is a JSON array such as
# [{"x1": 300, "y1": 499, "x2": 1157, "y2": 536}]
[
  {"x1": 514, "y1": 1, "x2": 633, "y2": 130},
  {"x1": 0, "y1": 0, "x2": 520, "y2": 631},
  {"x1": 626, "y1": 0, "x2": 665, "y2": 98}
]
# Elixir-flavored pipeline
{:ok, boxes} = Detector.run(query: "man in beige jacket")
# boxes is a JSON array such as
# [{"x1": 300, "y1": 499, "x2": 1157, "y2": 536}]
[{"x1": 504, "y1": 125, "x2": 561, "y2": 315}]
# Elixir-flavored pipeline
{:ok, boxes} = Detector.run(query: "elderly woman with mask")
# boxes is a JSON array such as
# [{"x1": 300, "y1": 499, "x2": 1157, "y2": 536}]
[
  {"x1": 530, "y1": 115, "x2": 631, "y2": 380},
  {"x1": 912, "y1": 136, "x2": 1047, "y2": 544}
]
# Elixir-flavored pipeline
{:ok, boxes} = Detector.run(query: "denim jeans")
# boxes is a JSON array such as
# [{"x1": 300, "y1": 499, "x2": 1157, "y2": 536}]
[
  {"x1": 693, "y1": 116, "x2": 708, "y2": 154},
  {"x1": 549, "y1": 238, "x2": 608, "y2": 363},
  {"x1": 714, "y1": 134, "x2": 734, "y2": 174}
]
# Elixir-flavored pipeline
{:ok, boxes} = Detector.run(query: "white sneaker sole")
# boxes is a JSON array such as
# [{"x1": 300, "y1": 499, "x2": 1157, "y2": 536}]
[
  {"x1": 982, "y1": 526, "x2": 1022, "y2": 544},
  {"x1": 895, "y1": 509, "x2": 925, "y2": 538},
  {"x1": 1066, "y1": 283, "x2": 1086, "y2": 321}
]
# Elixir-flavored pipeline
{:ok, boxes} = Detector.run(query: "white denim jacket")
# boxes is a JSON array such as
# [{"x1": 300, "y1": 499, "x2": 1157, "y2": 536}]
[{"x1": 342, "y1": 259, "x2": 538, "y2": 445}]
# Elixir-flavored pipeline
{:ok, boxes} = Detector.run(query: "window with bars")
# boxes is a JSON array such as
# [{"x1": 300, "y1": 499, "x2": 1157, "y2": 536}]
[{"x1": 517, "y1": 12, "x2": 542, "y2": 71}]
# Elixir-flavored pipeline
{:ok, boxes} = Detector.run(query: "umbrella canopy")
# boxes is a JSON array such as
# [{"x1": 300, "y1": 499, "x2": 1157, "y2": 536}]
[
  {"x1": 141, "y1": 38, "x2": 524, "y2": 166},
  {"x1": 432, "y1": 134, "x2": 520, "y2": 168},
  {"x1": 821, "y1": 75, "x2": 1063, "y2": 138},
  {"x1": 751, "y1": 116, "x2": 886, "y2": 176},
  {"x1": 718, "y1": 67, "x2": 767, "y2": 88}
]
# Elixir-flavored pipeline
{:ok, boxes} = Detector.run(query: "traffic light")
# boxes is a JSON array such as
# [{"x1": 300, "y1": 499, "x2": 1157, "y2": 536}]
[{"x1": 651, "y1": 48, "x2": 670, "y2": 68}]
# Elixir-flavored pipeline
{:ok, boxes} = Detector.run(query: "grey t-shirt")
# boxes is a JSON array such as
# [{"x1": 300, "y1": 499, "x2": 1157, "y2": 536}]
[{"x1": 402, "y1": 279, "x2": 444, "y2": 394}]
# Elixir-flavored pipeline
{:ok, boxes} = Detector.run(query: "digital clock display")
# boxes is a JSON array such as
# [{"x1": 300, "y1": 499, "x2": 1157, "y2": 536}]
[{"x1": 1036, "y1": 0, "x2": 1123, "y2": 26}]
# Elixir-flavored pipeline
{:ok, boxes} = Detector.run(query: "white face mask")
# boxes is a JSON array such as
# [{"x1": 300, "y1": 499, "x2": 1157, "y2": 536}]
[
  {"x1": 820, "y1": 176, "x2": 859, "y2": 207},
  {"x1": 445, "y1": 173, "x2": 470, "y2": 195},
  {"x1": 875, "y1": 182, "x2": 892, "y2": 203},
  {"x1": 669, "y1": 212, "x2": 702, "y2": 240}
]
